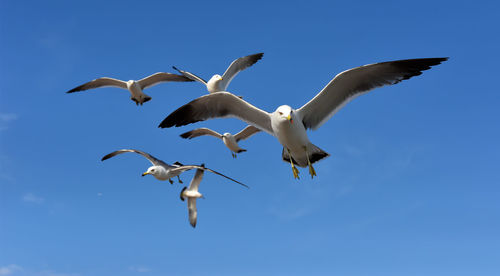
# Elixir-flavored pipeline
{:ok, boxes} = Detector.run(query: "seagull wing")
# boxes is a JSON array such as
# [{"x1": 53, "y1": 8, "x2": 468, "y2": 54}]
[
  {"x1": 220, "y1": 53, "x2": 264, "y2": 90},
  {"x1": 297, "y1": 58, "x2": 448, "y2": 130},
  {"x1": 172, "y1": 66, "x2": 207, "y2": 85},
  {"x1": 188, "y1": 167, "x2": 205, "y2": 192},
  {"x1": 67, "y1": 77, "x2": 127, "y2": 93},
  {"x1": 138, "y1": 72, "x2": 193, "y2": 89},
  {"x1": 234, "y1": 125, "x2": 261, "y2": 142},
  {"x1": 169, "y1": 164, "x2": 248, "y2": 188},
  {"x1": 180, "y1": 128, "x2": 223, "y2": 140},
  {"x1": 101, "y1": 149, "x2": 163, "y2": 166},
  {"x1": 187, "y1": 198, "x2": 197, "y2": 228},
  {"x1": 159, "y1": 92, "x2": 273, "y2": 135}
]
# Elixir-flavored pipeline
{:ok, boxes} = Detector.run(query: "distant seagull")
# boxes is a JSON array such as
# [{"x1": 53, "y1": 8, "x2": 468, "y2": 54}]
[
  {"x1": 180, "y1": 125, "x2": 261, "y2": 158},
  {"x1": 180, "y1": 165, "x2": 206, "y2": 228},
  {"x1": 67, "y1": 72, "x2": 193, "y2": 105},
  {"x1": 160, "y1": 58, "x2": 448, "y2": 179},
  {"x1": 101, "y1": 149, "x2": 248, "y2": 188},
  {"x1": 173, "y1": 53, "x2": 264, "y2": 93}
]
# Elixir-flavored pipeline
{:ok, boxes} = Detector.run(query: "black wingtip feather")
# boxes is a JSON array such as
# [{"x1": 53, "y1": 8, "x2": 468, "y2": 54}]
[
  {"x1": 179, "y1": 131, "x2": 193, "y2": 139},
  {"x1": 159, "y1": 103, "x2": 199, "y2": 128}
]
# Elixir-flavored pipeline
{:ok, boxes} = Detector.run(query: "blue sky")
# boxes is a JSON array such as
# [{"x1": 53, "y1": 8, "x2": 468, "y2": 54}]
[{"x1": 1, "y1": 0, "x2": 499, "y2": 275}]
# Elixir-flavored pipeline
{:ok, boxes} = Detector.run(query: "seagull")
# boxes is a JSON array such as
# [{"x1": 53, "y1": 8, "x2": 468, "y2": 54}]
[
  {"x1": 67, "y1": 72, "x2": 193, "y2": 105},
  {"x1": 180, "y1": 165, "x2": 206, "y2": 228},
  {"x1": 159, "y1": 58, "x2": 448, "y2": 179},
  {"x1": 101, "y1": 149, "x2": 248, "y2": 188},
  {"x1": 180, "y1": 125, "x2": 261, "y2": 158},
  {"x1": 172, "y1": 53, "x2": 264, "y2": 93}
]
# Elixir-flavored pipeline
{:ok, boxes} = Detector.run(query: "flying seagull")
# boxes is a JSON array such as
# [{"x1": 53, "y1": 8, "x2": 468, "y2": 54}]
[
  {"x1": 180, "y1": 125, "x2": 261, "y2": 158},
  {"x1": 67, "y1": 72, "x2": 193, "y2": 105},
  {"x1": 159, "y1": 58, "x2": 448, "y2": 179},
  {"x1": 173, "y1": 53, "x2": 264, "y2": 93},
  {"x1": 180, "y1": 165, "x2": 206, "y2": 228},
  {"x1": 101, "y1": 149, "x2": 248, "y2": 188}
]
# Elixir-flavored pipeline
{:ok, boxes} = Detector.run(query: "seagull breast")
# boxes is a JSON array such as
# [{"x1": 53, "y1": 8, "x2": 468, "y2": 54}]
[{"x1": 271, "y1": 106, "x2": 309, "y2": 152}]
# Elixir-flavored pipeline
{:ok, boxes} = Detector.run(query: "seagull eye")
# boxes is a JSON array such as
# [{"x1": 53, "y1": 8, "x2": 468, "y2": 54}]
[{"x1": 279, "y1": 112, "x2": 283, "y2": 115}]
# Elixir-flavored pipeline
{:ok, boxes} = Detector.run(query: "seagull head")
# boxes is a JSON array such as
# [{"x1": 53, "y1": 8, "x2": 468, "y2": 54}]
[
  {"x1": 208, "y1": 74, "x2": 223, "y2": 83},
  {"x1": 275, "y1": 105, "x2": 294, "y2": 124},
  {"x1": 142, "y1": 165, "x2": 165, "y2": 180},
  {"x1": 207, "y1": 74, "x2": 224, "y2": 92},
  {"x1": 126, "y1": 80, "x2": 136, "y2": 88}
]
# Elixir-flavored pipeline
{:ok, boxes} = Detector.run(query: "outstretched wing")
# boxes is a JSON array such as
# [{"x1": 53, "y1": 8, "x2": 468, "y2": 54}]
[
  {"x1": 188, "y1": 167, "x2": 205, "y2": 192},
  {"x1": 187, "y1": 198, "x2": 197, "y2": 228},
  {"x1": 234, "y1": 125, "x2": 261, "y2": 142},
  {"x1": 297, "y1": 58, "x2": 448, "y2": 130},
  {"x1": 138, "y1": 72, "x2": 193, "y2": 89},
  {"x1": 172, "y1": 66, "x2": 207, "y2": 85},
  {"x1": 220, "y1": 53, "x2": 264, "y2": 90},
  {"x1": 101, "y1": 149, "x2": 163, "y2": 166},
  {"x1": 159, "y1": 92, "x2": 273, "y2": 135},
  {"x1": 180, "y1": 128, "x2": 223, "y2": 140},
  {"x1": 67, "y1": 77, "x2": 127, "y2": 93},
  {"x1": 169, "y1": 164, "x2": 248, "y2": 188}
]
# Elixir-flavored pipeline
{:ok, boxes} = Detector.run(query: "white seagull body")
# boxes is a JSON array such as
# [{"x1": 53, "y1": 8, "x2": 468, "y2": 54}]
[
  {"x1": 180, "y1": 166, "x2": 206, "y2": 228},
  {"x1": 67, "y1": 72, "x2": 193, "y2": 105},
  {"x1": 173, "y1": 53, "x2": 264, "y2": 93},
  {"x1": 101, "y1": 149, "x2": 247, "y2": 188},
  {"x1": 180, "y1": 125, "x2": 261, "y2": 158},
  {"x1": 160, "y1": 58, "x2": 448, "y2": 179}
]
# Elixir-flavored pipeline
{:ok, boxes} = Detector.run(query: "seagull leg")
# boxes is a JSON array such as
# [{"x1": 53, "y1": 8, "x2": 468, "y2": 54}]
[
  {"x1": 168, "y1": 178, "x2": 174, "y2": 184},
  {"x1": 231, "y1": 152, "x2": 237, "y2": 158},
  {"x1": 177, "y1": 175, "x2": 183, "y2": 184},
  {"x1": 304, "y1": 146, "x2": 316, "y2": 179},
  {"x1": 287, "y1": 148, "x2": 300, "y2": 179}
]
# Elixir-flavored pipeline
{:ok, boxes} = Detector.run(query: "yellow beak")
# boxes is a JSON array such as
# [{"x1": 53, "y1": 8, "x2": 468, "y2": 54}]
[
  {"x1": 287, "y1": 114, "x2": 291, "y2": 120},
  {"x1": 142, "y1": 172, "x2": 149, "y2": 176}
]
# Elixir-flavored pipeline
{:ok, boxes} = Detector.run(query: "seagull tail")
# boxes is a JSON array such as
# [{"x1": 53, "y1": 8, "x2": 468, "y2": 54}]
[
  {"x1": 236, "y1": 149, "x2": 247, "y2": 153},
  {"x1": 307, "y1": 143, "x2": 330, "y2": 164},
  {"x1": 282, "y1": 143, "x2": 330, "y2": 167}
]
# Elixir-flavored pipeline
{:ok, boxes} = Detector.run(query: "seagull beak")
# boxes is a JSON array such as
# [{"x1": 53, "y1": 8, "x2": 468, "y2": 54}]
[
  {"x1": 142, "y1": 172, "x2": 149, "y2": 177},
  {"x1": 287, "y1": 114, "x2": 293, "y2": 124}
]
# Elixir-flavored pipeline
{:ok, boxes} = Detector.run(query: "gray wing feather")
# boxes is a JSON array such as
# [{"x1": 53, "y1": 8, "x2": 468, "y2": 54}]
[
  {"x1": 172, "y1": 66, "x2": 207, "y2": 85},
  {"x1": 180, "y1": 128, "x2": 223, "y2": 140},
  {"x1": 101, "y1": 149, "x2": 163, "y2": 166},
  {"x1": 234, "y1": 125, "x2": 261, "y2": 142},
  {"x1": 138, "y1": 72, "x2": 193, "y2": 89},
  {"x1": 220, "y1": 53, "x2": 264, "y2": 90},
  {"x1": 67, "y1": 77, "x2": 127, "y2": 93},
  {"x1": 187, "y1": 198, "x2": 197, "y2": 228},
  {"x1": 297, "y1": 58, "x2": 448, "y2": 130},
  {"x1": 159, "y1": 92, "x2": 273, "y2": 135},
  {"x1": 188, "y1": 168, "x2": 205, "y2": 192}
]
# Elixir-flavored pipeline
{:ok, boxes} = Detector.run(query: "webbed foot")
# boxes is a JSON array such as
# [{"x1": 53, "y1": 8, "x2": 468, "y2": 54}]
[{"x1": 292, "y1": 165, "x2": 300, "y2": 179}]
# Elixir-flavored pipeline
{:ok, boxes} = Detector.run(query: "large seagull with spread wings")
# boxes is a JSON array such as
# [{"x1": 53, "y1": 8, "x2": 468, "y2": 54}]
[{"x1": 159, "y1": 58, "x2": 448, "y2": 179}]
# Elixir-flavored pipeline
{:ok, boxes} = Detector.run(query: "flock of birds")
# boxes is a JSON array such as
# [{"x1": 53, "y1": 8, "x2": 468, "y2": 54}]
[{"x1": 67, "y1": 53, "x2": 447, "y2": 227}]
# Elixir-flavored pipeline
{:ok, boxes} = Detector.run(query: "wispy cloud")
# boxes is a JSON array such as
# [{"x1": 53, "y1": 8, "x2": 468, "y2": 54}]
[
  {"x1": 129, "y1": 266, "x2": 151, "y2": 273},
  {"x1": 0, "y1": 113, "x2": 18, "y2": 122},
  {"x1": 0, "y1": 264, "x2": 23, "y2": 275},
  {"x1": 0, "y1": 113, "x2": 18, "y2": 131},
  {"x1": 22, "y1": 193, "x2": 44, "y2": 204}
]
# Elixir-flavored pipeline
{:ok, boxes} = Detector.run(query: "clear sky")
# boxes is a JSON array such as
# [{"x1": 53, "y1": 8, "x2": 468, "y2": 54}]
[{"x1": 1, "y1": 0, "x2": 499, "y2": 275}]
